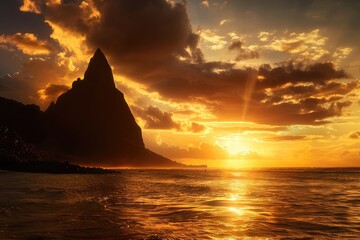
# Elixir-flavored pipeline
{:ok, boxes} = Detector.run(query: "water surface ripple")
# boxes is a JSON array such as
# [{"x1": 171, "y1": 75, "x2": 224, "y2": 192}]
[{"x1": 0, "y1": 168, "x2": 359, "y2": 239}]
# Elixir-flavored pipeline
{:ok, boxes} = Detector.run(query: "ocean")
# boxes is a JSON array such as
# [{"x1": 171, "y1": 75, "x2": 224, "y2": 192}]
[{"x1": 0, "y1": 168, "x2": 359, "y2": 239}]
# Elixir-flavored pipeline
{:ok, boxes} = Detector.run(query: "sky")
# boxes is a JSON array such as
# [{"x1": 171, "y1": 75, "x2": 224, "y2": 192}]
[{"x1": 0, "y1": 0, "x2": 360, "y2": 168}]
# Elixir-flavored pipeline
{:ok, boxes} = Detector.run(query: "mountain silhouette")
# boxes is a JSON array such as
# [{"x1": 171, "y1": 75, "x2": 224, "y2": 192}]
[
  {"x1": 45, "y1": 49, "x2": 145, "y2": 158},
  {"x1": 0, "y1": 49, "x2": 184, "y2": 168}
]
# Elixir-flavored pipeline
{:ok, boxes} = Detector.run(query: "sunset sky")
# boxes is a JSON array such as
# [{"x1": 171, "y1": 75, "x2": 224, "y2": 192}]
[{"x1": 0, "y1": 0, "x2": 360, "y2": 168}]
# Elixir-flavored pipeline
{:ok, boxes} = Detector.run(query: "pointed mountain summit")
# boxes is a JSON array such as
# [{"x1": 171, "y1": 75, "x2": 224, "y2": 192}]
[
  {"x1": 83, "y1": 48, "x2": 115, "y2": 89},
  {"x1": 44, "y1": 49, "x2": 181, "y2": 167}
]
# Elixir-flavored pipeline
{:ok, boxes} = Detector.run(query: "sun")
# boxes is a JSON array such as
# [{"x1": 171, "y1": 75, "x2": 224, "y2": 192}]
[{"x1": 216, "y1": 135, "x2": 251, "y2": 156}]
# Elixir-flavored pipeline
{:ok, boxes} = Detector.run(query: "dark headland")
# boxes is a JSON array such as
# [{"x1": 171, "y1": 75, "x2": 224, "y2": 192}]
[{"x1": 0, "y1": 49, "x2": 204, "y2": 173}]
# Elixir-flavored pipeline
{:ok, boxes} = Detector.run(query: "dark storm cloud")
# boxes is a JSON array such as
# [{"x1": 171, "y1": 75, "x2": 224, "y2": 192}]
[
  {"x1": 133, "y1": 105, "x2": 207, "y2": 133},
  {"x1": 133, "y1": 105, "x2": 181, "y2": 130},
  {"x1": 39, "y1": 83, "x2": 69, "y2": 98},
  {"x1": 45, "y1": 0, "x2": 203, "y2": 79},
  {"x1": 234, "y1": 50, "x2": 259, "y2": 61},
  {"x1": 228, "y1": 40, "x2": 259, "y2": 61},
  {"x1": 150, "y1": 62, "x2": 250, "y2": 100},
  {"x1": 150, "y1": 61, "x2": 357, "y2": 125},
  {"x1": 228, "y1": 41, "x2": 242, "y2": 50},
  {"x1": 159, "y1": 61, "x2": 350, "y2": 90}
]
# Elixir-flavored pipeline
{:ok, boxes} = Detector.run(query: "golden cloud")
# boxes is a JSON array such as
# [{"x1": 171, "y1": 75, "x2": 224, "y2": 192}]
[
  {"x1": 153, "y1": 141, "x2": 228, "y2": 159},
  {"x1": 220, "y1": 19, "x2": 231, "y2": 26},
  {"x1": 0, "y1": 33, "x2": 54, "y2": 55},
  {"x1": 37, "y1": 83, "x2": 69, "y2": 100},
  {"x1": 199, "y1": 29, "x2": 228, "y2": 50},
  {"x1": 20, "y1": 0, "x2": 41, "y2": 14},
  {"x1": 265, "y1": 29, "x2": 329, "y2": 61},
  {"x1": 201, "y1": 0, "x2": 209, "y2": 8}
]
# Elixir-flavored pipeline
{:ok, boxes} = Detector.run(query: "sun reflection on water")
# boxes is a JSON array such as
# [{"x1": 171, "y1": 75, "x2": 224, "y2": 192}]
[
  {"x1": 1, "y1": 169, "x2": 359, "y2": 239},
  {"x1": 228, "y1": 207, "x2": 244, "y2": 215},
  {"x1": 229, "y1": 195, "x2": 238, "y2": 201}
]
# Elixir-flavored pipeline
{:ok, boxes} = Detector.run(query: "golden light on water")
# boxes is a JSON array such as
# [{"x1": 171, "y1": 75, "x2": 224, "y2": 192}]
[
  {"x1": 228, "y1": 207, "x2": 245, "y2": 215},
  {"x1": 229, "y1": 195, "x2": 239, "y2": 201}
]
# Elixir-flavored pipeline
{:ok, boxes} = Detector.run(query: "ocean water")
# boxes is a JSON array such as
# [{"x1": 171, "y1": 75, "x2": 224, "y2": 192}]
[{"x1": 0, "y1": 169, "x2": 359, "y2": 239}]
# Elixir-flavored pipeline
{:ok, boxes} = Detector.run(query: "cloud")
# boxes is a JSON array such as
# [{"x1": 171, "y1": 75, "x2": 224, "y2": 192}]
[
  {"x1": 228, "y1": 40, "x2": 259, "y2": 61},
  {"x1": 151, "y1": 141, "x2": 229, "y2": 159},
  {"x1": 219, "y1": 19, "x2": 230, "y2": 26},
  {"x1": 20, "y1": 0, "x2": 41, "y2": 14},
  {"x1": 4, "y1": 0, "x2": 357, "y2": 127},
  {"x1": 199, "y1": 29, "x2": 228, "y2": 50},
  {"x1": 333, "y1": 47, "x2": 352, "y2": 62},
  {"x1": 228, "y1": 41, "x2": 242, "y2": 51},
  {"x1": 133, "y1": 105, "x2": 181, "y2": 130},
  {"x1": 44, "y1": 0, "x2": 204, "y2": 77},
  {"x1": 134, "y1": 105, "x2": 207, "y2": 133},
  {"x1": 258, "y1": 31, "x2": 272, "y2": 42},
  {"x1": 201, "y1": 0, "x2": 209, "y2": 8},
  {"x1": 0, "y1": 33, "x2": 54, "y2": 55},
  {"x1": 266, "y1": 135, "x2": 306, "y2": 141},
  {"x1": 257, "y1": 62, "x2": 348, "y2": 89},
  {"x1": 349, "y1": 131, "x2": 360, "y2": 139},
  {"x1": 188, "y1": 122, "x2": 206, "y2": 133},
  {"x1": 37, "y1": 83, "x2": 69, "y2": 100},
  {"x1": 228, "y1": 32, "x2": 240, "y2": 41},
  {"x1": 264, "y1": 29, "x2": 329, "y2": 61},
  {"x1": 151, "y1": 61, "x2": 357, "y2": 125},
  {"x1": 259, "y1": 30, "x2": 354, "y2": 67},
  {"x1": 214, "y1": 125, "x2": 287, "y2": 133},
  {"x1": 0, "y1": 57, "x2": 80, "y2": 107}
]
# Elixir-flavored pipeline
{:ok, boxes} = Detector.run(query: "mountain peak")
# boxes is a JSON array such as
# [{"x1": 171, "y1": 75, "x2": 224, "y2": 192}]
[
  {"x1": 93, "y1": 48, "x2": 105, "y2": 59},
  {"x1": 83, "y1": 48, "x2": 115, "y2": 89}
]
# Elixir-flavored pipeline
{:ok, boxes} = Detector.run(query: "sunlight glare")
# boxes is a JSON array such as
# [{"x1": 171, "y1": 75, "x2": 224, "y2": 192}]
[
  {"x1": 229, "y1": 195, "x2": 238, "y2": 201},
  {"x1": 216, "y1": 135, "x2": 251, "y2": 156},
  {"x1": 228, "y1": 207, "x2": 244, "y2": 215}
]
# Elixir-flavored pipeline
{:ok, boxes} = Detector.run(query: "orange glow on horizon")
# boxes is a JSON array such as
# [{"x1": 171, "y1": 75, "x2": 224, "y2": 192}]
[{"x1": 216, "y1": 135, "x2": 252, "y2": 156}]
